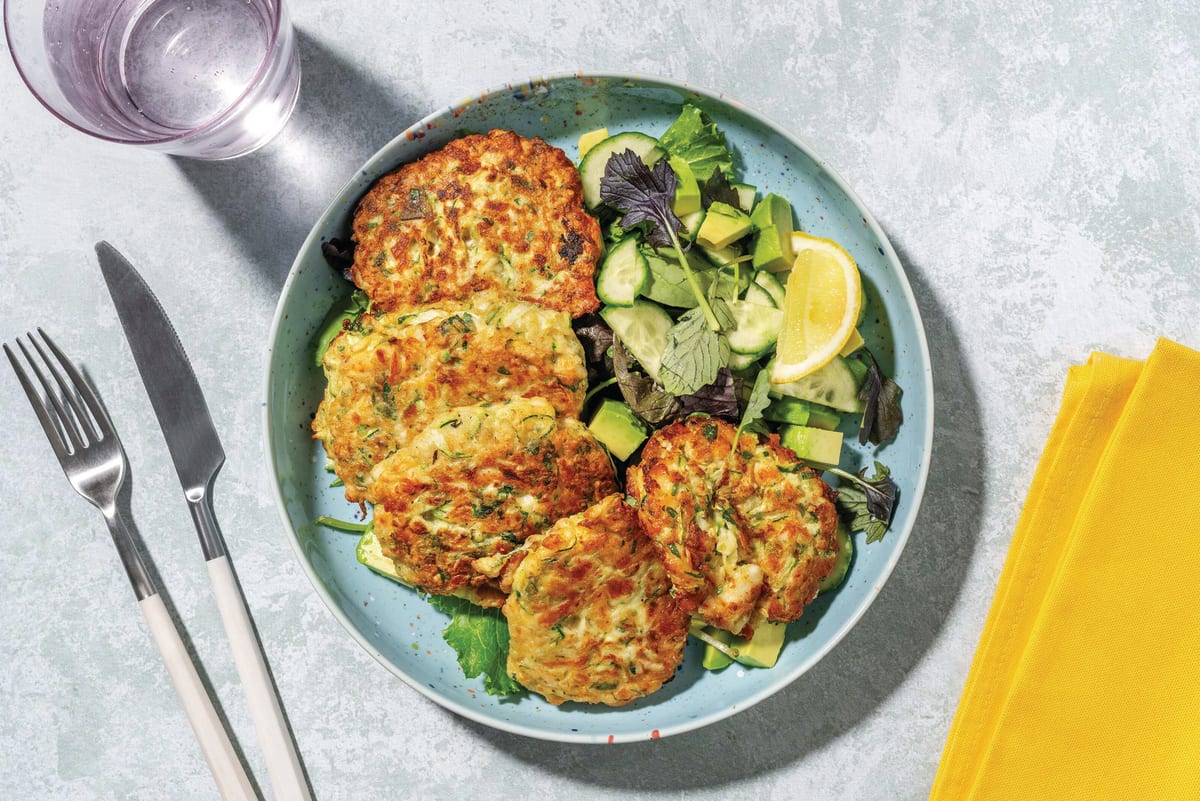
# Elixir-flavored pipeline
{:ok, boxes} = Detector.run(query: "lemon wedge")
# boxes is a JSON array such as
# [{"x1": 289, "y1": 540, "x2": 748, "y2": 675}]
[{"x1": 771, "y1": 233, "x2": 862, "y2": 384}]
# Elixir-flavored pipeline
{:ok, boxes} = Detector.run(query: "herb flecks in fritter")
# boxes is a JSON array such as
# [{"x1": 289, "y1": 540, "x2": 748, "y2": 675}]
[
  {"x1": 351, "y1": 130, "x2": 602, "y2": 318},
  {"x1": 626, "y1": 417, "x2": 840, "y2": 637},
  {"x1": 503, "y1": 494, "x2": 688, "y2": 706},
  {"x1": 369, "y1": 399, "x2": 617, "y2": 608}
]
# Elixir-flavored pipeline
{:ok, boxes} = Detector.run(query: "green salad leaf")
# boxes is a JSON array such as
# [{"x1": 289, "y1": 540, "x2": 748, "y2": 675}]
[
  {"x1": 857, "y1": 349, "x2": 904, "y2": 446},
  {"x1": 426, "y1": 595, "x2": 524, "y2": 696},
  {"x1": 658, "y1": 303, "x2": 732, "y2": 396},
  {"x1": 735, "y1": 369, "x2": 773, "y2": 440},
  {"x1": 831, "y1": 461, "x2": 899, "y2": 543},
  {"x1": 658, "y1": 104, "x2": 735, "y2": 182}
]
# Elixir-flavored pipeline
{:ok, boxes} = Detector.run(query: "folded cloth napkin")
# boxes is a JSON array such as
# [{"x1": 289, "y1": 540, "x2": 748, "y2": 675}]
[{"x1": 930, "y1": 338, "x2": 1200, "y2": 801}]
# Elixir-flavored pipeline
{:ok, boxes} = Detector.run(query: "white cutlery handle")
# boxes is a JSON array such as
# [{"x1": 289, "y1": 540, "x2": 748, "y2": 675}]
[
  {"x1": 139, "y1": 593, "x2": 257, "y2": 801},
  {"x1": 207, "y1": 555, "x2": 313, "y2": 801}
]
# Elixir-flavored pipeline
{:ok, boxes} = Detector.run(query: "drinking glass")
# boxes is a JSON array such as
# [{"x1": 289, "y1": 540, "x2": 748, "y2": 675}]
[{"x1": 4, "y1": 0, "x2": 301, "y2": 159}]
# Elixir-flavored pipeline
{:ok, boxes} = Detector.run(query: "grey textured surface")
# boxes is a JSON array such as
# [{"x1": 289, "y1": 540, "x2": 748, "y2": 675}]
[{"x1": 1, "y1": 2, "x2": 1198, "y2": 799}]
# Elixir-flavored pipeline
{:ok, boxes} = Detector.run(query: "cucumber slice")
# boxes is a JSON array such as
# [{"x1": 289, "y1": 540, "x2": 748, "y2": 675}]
[
  {"x1": 818, "y1": 522, "x2": 854, "y2": 594},
  {"x1": 726, "y1": 299, "x2": 782, "y2": 356},
  {"x1": 595, "y1": 237, "x2": 648, "y2": 306},
  {"x1": 753, "y1": 270, "x2": 786, "y2": 308},
  {"x1": 731, "y1": 183, "x2": 757, "y2": 214},
  {"x1": 579, "y1": 132, "x2": 664, "y2": 208},
  {"x1": 601, "y1": 300, "x2": 674, "y2": 381},
  {"x1": 697, "y1": 241, "x2": 743, "y2": 269},
  {"x1": 770, "y1": 356, "x2": 865, "y2": 413},
  {"x1": 743, "y1": 282, "x2": 776, "y2": 308},
  {"x1": 678, "y1": 209, "x2": 706, "y2": 242},
  {"x1": 728, "y1": 350, "x2": 761, "y2": 372}
]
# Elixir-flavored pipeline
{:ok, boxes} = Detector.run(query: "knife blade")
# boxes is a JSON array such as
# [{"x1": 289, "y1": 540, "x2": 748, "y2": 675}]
[
  {"x1": 95, "y1": 241, "x2": 227, "y2": 558},
  {"x1": 96, "y1": 241, "x2": 313, "y2": 801}
]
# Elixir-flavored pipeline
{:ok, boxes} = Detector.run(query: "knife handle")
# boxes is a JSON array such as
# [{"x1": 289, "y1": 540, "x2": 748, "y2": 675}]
[
  {"x1": 139, "y1": 593, "x2": 258, "y2": 801},
  {"x1": 207, "y1": 554, "x2": 314, "y2": 801}
]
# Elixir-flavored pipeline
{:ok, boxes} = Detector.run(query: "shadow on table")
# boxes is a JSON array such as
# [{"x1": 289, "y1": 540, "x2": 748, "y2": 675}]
[
  {"x1": 464, "y1": 230, "x2": 985, "y2": 791},
  {"x1": 173, "y1": 29, "x2": 422, "y2": 289}
]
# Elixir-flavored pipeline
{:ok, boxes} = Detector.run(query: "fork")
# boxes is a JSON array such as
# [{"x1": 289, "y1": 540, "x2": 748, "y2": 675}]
[{"x1": 5, "y1": 330, "x2": 258, "y2": 801}]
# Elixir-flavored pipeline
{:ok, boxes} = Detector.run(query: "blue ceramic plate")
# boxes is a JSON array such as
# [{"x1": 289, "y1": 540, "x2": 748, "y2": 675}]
[{"x1": 264, "y1": 73, "x2": 933, "y2": 744}]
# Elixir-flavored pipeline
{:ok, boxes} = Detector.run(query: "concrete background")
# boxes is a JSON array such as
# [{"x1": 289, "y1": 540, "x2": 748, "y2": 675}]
[{"x1": 2, "y1": 1, "x2": 1197, "y2": 798}]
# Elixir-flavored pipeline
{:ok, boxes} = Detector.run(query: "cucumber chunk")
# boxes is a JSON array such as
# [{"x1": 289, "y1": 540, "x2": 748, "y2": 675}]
[
  {"x1": 743, "y1": 282, "x2": 777, "y2": 308},
  {"x1": 601, "y1": 300, "x2": 674, "y2": 382},
  {"x1": 579, "y1": 132, "x2": 663, "y2": 208},
  {"x1": 770, "y1": 356, "x2": 866, "y2": 413},
  {"x1": 726, "y1": 299, "x2": 782, "y2": 356},
  {"x1": 818, "y1": 522, "x2": 854, "y2": 594},
  {"x1": 753, "y1": 270, "x2": 786, "y2": 308},
  {"x1": 595, "y1": 237, "x2": 648, "y2": 306}
]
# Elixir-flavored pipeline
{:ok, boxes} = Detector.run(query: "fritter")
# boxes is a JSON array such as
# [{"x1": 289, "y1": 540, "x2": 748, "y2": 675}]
[
  {"x1": 350, "y1": 130, "x2": 602, "y2": 318},
  {"x1": 369, "y1": 399, "x2": 617, "y2": 607},
  {"x1": 312, "y1": 296, "x2": 587, "y2": 502},
  {"x1": 503, "y1": 494, "x2": 689, "y2": 706},
  {"x1": 626, "y1": 417, "x2": 839, "y2": 637}
]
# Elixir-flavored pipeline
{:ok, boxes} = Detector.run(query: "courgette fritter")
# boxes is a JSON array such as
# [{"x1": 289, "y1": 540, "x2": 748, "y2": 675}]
[
  {"x1": 312, "y1": 296, "x2": 587, "y2": 502},
  {"x1": 369, "y1": 399, "x2": 617, "y2": 607},
  {"x1": 626, "y1": 417, "x2": 840, "y2": 637},
  {"x1": 350, "y1": 130, "x2": 601, "y2": 318},
  {"x1": 502, "y1": 494, "x2": 688, "y2": 706}
]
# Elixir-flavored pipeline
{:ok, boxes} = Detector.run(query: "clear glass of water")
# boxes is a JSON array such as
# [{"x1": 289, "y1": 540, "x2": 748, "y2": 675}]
[{"x1": 4, "y1": 0, "x2": 301, "y2": 159}]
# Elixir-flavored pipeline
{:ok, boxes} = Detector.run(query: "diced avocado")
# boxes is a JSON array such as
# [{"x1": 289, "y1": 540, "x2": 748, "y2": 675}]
[
  {"x1": 806, "y1": 405, "x2": 843, "y2": 431},
  {"x1": 731, "y1": 182, "x2": 757, "y2": 214},
  {"x1": 670, "y1": 155, "x2": 702, "y2": 217},
  {"x1": 588, "y1": 400, "x2": 649, "y2": 461},
  {"x1": 700, "y1": 622, "x2": 787, "y2": 670},
  {"x1": 696, "y1": 202, "x2": 753, "y2": 249},
  {"x1": 736, "y1": 621, "x2": 787, "y2": 668},
  {"x1": 356, "y1": 529, "x2": 410, "y2": 586},
  {"x1": 577, "y1": 127, "x2": 609, "y2": 159},
  {"x1": 750, "y1": 194, "x2": 796, "y2": 273},
  {"x1": 818, "y1": 522, "x2": 854, "y2": 594},
  {"x1": 846, "y1": 353, "x2": 869, "y2": 385},
  {"x1": 780, "y1": 425, "x2": 844, "y2": 468},
  {"x1": 764, "y1": 396, "x2": 812, "y2": 426},
  {"x1": 702, "y1": 638, "x2": 734, "y2": 670},
  {"x1": 840, "y1": 328, "x2": 865, "y2": 357}
]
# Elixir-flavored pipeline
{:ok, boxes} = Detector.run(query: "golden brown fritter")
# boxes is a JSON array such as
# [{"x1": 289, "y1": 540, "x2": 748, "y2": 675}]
[
  {"x1": 503, "y1": 494, "x2": 688, "y2": 706},
  {"x1": 312, "y1": 296, "x2": 587, "y2": 502},
  {"x1": 626, "y1": 417, "x2": 839, "y2": 637},
  {"x1": 350, "y1": 130, "x2": 601, "y2": 318},
  {"x1": 369, "y1": 399, "x2": 617, "y2": 607}
]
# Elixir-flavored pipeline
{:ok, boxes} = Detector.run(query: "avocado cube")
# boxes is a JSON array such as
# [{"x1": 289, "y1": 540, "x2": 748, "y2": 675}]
[
  {"x1": 588, "y1": 400, "x2": 649, "y2": 461},
  {"x1": 779, "y1": 425, "x2": 844, "y2": 469},
  {"x1": 670, "y1": 156, "x2": 702, "y2": 217},
  {"x1": 696, "y1": 202, "x2": 753, "y2": 249},
  {"x1": 578, "y1": 127, "x2": 609, "y2": 159},
  {"x1": 805, "y1": 405, "x2": 843, "y2": 431},
  {"x1": 734, "y1": 620, "x2": 787, "y2": 668},
  {"x1": 750, "y1": 194, "x2": 796, "y2": 273}
]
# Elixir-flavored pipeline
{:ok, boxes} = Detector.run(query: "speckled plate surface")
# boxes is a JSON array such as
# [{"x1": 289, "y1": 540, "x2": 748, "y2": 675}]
[{"x1": 264, "y1": 73, "x2": 933, "y2": 744}]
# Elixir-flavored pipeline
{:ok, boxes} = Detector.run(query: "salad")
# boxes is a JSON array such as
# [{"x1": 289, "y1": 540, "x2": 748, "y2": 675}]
[{"x1": 314, "y1": 104, "x2": 905, "y2": 696}]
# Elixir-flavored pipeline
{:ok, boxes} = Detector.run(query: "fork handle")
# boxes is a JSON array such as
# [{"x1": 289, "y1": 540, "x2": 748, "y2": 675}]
[
  {"x1": 207, "y1": 555, "x2": 314, "y2": 801},
  {"x1": 139, "y1": 593, "x2": 258, "y2": 801}
]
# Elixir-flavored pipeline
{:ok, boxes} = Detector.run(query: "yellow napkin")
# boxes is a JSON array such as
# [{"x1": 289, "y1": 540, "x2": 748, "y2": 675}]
[{"x1": 930, "y1": 338, "x2": 1200, "y2": 801}]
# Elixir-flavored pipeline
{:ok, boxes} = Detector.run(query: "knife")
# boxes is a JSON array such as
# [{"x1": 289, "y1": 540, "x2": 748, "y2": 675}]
[{"x1": 95, "y1": 242, "x2": 313, "y2": 801}]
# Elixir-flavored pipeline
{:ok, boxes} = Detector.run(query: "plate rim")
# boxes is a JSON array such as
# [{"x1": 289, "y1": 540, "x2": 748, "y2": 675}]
[{"x1": 262, "y1": 70, "x2": 935, "y2": 744}]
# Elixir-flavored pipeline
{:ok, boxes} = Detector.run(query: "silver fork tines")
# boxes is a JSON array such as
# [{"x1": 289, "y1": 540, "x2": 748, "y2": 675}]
[{"x1": 6, "y1": 330, "x2": 154, "y2": 599}]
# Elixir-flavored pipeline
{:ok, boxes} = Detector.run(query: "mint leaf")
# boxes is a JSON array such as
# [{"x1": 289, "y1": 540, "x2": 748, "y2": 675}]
[
  {"x1": 857, "y1": 349, "x2": 904, "y2": 446},
  {"x1": 831, "y1": 461, "x2": 899, "y2": 543},
  {"x1": 426, "y1": 595, "x2": 524, "y2": 696},
  {"x1": 658, "y1": 104, "x2": 735, "y2": 182},
  {"x1": 599, "y1": 150, "x2": 681, "y2": 250},
  {"x1": 658, "y1": 307, "x2": 730, "y2": 396}
]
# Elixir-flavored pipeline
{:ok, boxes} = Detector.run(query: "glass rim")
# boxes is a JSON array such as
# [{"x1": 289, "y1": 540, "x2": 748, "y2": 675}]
[{"x1": 3, "y1": 0, "x2": 288, "y2": 146}]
